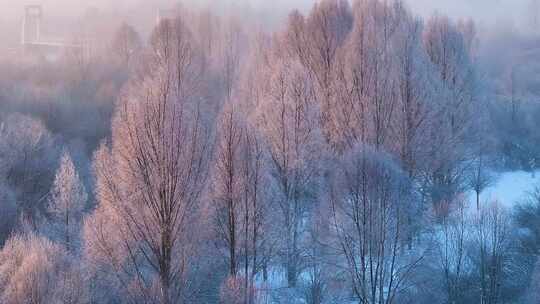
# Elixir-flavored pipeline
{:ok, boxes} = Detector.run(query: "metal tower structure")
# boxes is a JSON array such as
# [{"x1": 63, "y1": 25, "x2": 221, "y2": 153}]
[{"x1": 21, "y1": 5, "x2": 43, "y2": 45}]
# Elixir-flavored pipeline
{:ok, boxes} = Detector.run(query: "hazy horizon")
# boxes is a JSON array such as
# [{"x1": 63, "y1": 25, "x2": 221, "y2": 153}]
[
  {"x1": 0, "y1": 0, "x2": 536, "y2": 27},
  {"x1": 1, "y1": 0, "x2": 537, "y2": 63}
]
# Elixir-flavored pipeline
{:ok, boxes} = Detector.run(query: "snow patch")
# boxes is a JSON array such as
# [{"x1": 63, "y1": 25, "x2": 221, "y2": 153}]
[{"x1": 470, "y1": 170, "x2": 540, "y2": 209}]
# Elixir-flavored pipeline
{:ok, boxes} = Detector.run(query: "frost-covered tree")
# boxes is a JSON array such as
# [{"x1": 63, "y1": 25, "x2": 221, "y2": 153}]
[
  {"x1": 111, "y1": 22, "x2": 142, "y2": 68},
  {"x1": 211, "y1": 108, "x2": 247, "y2": 277},
  {"x1": 421, "y1": 15, "x2": 477, "y2": 210},
  {"x1": 207, "y1": 19, "x2": 252, "y2": 278},
  {"x1": 515, "y1": 187, "x2": 540, "y2": 257},
  {"x1": 391, "y1": 7, "x2": 433, "y2": 178},
  {"x1": 526, "y1": 256, "x2": 540, "y2": 303},
  {"x1": 0, "y1": 232, "x2": 86, "y2": 304},
  {"x1": 47, "y1": 149, "x2": 88, "y2": 251},
  {"x1": 339, "y1": 0, "x2": 401, "y2": 150},
  {"x1": 467, "y1": 153, "x2": 495, "y2": 211},
  {"x1": 286, "y1": 0, "x2": 353, "y2": 146},
  {"x1": 217, "y1": 17, "x2": 246, "y2": 106},
  {"x1": 211, "y1": 105, "x2": 271, "y2": 299},
  {"x1": 84, "y1": 16, "x2": 212, "y2": 304},
  {"x1": 472, "y1": 202, "x2": 512, "y2": 304},
  {"x1": 434, "y1": 197, "x2": 470, "y2": 303},
  {"x1": 238, "y1": 127, "x2": 270, "y2": 304},
  {"x1": 430, "y1": 200, "x2": 516, "y2": 304},
  {"x1": 255, "y1": 50, "x2": 322, "y2": 287},
  {"x1": 328, "y1": 145, "x2": 420, "y2": 304},
  {"x1": 0, "y1": 180, "x2": 16, "y2": 245},
  {"x1": 0, "y1": 114, "x2": 59, "y2": 224}
]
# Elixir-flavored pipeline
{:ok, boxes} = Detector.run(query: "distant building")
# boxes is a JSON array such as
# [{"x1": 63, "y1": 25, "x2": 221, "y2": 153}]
[
  {"x1": 20, "y1": 5, "x2": 88, "y2": 63},
  {"x1": 21, "y1": 5, "x2": 42, "y2": 45}
]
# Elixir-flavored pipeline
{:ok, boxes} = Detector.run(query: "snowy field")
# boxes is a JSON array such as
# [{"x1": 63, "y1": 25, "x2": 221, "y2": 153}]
[{"x1": 471, "y1": 170, "x2": 540, "y2": 209}]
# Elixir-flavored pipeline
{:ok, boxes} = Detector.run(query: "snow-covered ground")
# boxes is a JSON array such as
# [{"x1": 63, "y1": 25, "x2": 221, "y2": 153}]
[{"x1": 471, "y1": 170, "x2": 540, "y2": 209}]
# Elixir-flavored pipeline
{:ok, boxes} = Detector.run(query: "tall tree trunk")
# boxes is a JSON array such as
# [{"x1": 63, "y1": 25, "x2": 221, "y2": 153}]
[
  {"x1": 476, "y1": 190, "x2": 480, "y2": 211},
  {"x1": 65, "y1": 209, "x2": 70, "y2": 251},
  {"x1": 160, "y1": 230, "x2": 171, "y2": 304}
]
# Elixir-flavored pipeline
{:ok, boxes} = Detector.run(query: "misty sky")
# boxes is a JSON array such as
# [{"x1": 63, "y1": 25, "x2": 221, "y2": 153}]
[
  {"x1": 0, "y1": 0, "x2": 536, "y2": 38},
  {"x1": 0, "y1": 0, "x2": 533, "y2": 20},
  {"x1": 409, "y1": 0, "x2": 533, "y2": 27}
]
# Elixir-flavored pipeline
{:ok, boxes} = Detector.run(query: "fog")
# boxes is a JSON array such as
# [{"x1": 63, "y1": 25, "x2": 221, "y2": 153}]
[
  {"x1": 0, "y1": 0, "x2": 537, "y2": 32},
  {"x1": 1, "y1": 0, "x2": 540, "y2": 303},
  {"x1": 0, "y1": 0, "x2": 310, "y2": 46},
  {"x1": 2, "y1": 0, "x2": 536, "y2": 58},
  {"x1": 1, "y1": 0, "x2": 534, "y2": 15}
]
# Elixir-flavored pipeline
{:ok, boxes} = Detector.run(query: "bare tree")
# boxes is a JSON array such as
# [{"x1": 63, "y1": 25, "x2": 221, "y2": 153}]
[
  {"x1": 467, "y1": 150, "x2": 495, "y2": 211},
  {"x1": 211, "y1": 108, "x2": 246, "y2": 277},
  {"x1": 391, "y1": 7, "x2": 432, "y2": 179},
  {"x1": 211, "y1": 112, "x2": 268, "y2": 301},
  {"x1": 473, "y1": 202, "x2": 512, "y2": 304},
  {"x1": 239, "y1": 124, "x2": 269, "y2": 304},
  {"x1": 255, "y1": 51, "x2": 322, "y2": 287},
  {"x1": 433, "y1": 199, "x2": 513, "y2": 304},
  {"x1": 526, "y1": 258, "x2": 540, "y2": 303},
  {"x1": 85, "y1": 16, "x2": 212, "y2": 304},
  {"x1": 386, "y1": 5, "x2": 436, "y2": 248},
  {"x1": 217, "y1": 17, "x2": 245, "y2": 106},
  {"x1": 434, "y1": 197, "x2": 470, "y2": 304},
  {"x1": 329, "y1": 145, "x2": 420, "y2": 304},
  {"x1": 421, "y1": 15, "x2": 477, "y2": 210},
  {"x1": 284, "y1": 0, "x2": 353, "y2": 147},
  {"x1": 332, "y1": 0, "x2": 403, "y2": 151}
]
